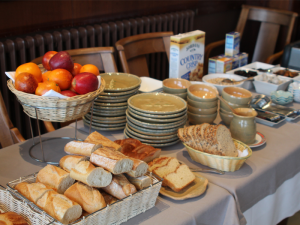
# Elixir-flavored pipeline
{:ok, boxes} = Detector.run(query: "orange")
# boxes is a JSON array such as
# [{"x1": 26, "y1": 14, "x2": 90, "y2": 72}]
[
  {"x1": 72, "y1": 63, "x2": 82, "y2": 76},
  {"x1": 35, "y1": 81, "x2": 61, "y2": 96},
  {"x1": 80, "y1": 64, "x2": 99, "y2": 76},
  {"x1": 42, "y1": 71, "x2": 52, "y2": 82},
  {"x1": 15, "y1": 62, "x2": 42, "y2": 83},
  {"x1": 48, "y1": 69, "x2": 73, "y2": 90}
]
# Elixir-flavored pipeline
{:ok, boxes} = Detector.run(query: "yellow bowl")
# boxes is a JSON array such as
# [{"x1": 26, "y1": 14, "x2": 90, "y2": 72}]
[{"x1": 183, "y1": 139, "x2": 252, "y2": 172}]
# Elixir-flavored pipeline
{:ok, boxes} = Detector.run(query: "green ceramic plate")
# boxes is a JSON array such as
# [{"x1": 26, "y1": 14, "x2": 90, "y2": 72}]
[{"x1": 101, "y1": 73, "x2": 141, "y2": 92}]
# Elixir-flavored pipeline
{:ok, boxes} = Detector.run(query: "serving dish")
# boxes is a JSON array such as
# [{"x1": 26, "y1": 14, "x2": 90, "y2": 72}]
[
  {"x1": 253, "y1": 74, "x2": 292, "y2": 95},
  {"x1": 101, "y1": 72, "x2": 142, "y2": 92},
  {"x1": 248, "y1": 132, "x2": 266, "y2": 148}
]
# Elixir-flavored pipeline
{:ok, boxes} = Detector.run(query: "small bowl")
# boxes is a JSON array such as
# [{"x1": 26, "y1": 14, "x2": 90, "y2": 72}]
[
  {"x1": 220, "y1": 107, "x2": 233, "y2": 115},
  {"x1": 220, "y1": 99, "x2": 249, "y2": 112},
  {"x1": 188, "y1": 105, "x2": 218, "y2": 115},
  {"x1": 222, "y1": 87, "x2": 252, "y2": 105},
  {"x1": 187, "y1": 111, "x2": 217, "y2": 124},
  {"x1": 163, "y1": 78, "x2": 191, "y2": 94},
  {"x1": 220, "y1": 111, "x2": 234, "y2": 126},
  {"x1": 187, "y1": 97, "x2": 218, "y2": 109},
  {"x1": 187, "y1": 83, "x2": 218, "y2": 102},
  {"x1": 163, "y1": 91, "x2": 187, "y2": 100}
]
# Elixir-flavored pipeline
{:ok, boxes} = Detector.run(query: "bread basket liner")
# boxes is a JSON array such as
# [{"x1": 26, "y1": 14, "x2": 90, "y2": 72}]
[
  {"x1": 184, "y1": 139, "x2": 252, "y2": 172},
  {"x1": 7, "y1": 78, "x2": 106, "y2": 122},
  {"x1": 6, "y1": 172, "x2": 162, "y2": 225}
]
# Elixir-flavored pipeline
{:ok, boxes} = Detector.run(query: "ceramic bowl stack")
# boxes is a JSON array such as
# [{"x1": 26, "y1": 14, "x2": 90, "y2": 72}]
[
  {"x1": 187, "y1": 83, "x2": 219, "y2": 124},
  {"x1": 162, "y1": 78, "x2": 191, "y2": 100},
  {"x1": 220, "y1": 87, "x2": 252, "y2": 126},
  {"x1": 271, "y1": 90, "x2": 293, "y2": 105},
  {"x1": 83, "y1": 73, "x2": 141, "y2": 131},
  {"x1": 288, "y1": 82, "x2": 300, "y2": 103},
  {"x1": 125, "y1": 93, "x2": 187, "y2": 147}
]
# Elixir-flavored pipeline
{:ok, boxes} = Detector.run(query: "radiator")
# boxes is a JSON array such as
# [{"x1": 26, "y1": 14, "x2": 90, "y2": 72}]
[{"x1": 0, "y1": 10, "x2": 195, "y2": 139}]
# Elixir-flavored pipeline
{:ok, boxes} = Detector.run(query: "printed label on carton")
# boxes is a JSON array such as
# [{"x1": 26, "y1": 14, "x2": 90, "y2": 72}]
[
  {"x1": 225, "y1": 32, "x2": 240, "y2": 57},
  {"x1": 169, "y1": 30, "x2": 205, "y2": 81},
  {"x1": 237, "y1": 52, "x2": 248, "y2": 67},
  {"x1": 216, "y1": 57, "x2": 232, "y2": 73},
  {"x1": 208, "y1": 55, "x2": 223, "y2": 74}
]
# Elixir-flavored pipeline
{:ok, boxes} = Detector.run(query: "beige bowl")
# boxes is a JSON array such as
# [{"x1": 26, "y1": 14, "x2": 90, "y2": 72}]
[
  {"x1": 188, "y1": 105, "x2": 218, "y2": 115},
  {"x1": 220, "y1": 99, "x2": 249, "y2": 112},
  {"x1": 184, "y1": 139, "x2": 252, "y2": 172},
  {"x1": 220, "y1": 111, "x2": 234, "y2": 126},
  {"x1": 220, "y1": 107, "x2": 233, "y2": 115},
  {"x1": 222, "y1": 87, "x2": 252, "y2": 105},
  {"x1": 163, "y1": 91, "x2": 187, "y2": 100},
  {"x1": 187, "y1": 111, "x2": 217, "y2": 124},
  {"x1": 187, "y1": 97, "x2": 218, "y2": 109},
  {"x1": 163, "y1": 78, "x2": 191, "y2": 94},
  {"x1": 187, "y1": 84, "x2": 218, "y2": 102}
]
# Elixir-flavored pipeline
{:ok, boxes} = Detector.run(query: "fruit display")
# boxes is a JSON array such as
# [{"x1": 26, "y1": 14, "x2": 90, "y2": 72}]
[{"x1": 14, "y1": 51, "x2": 100, "y2": 97}]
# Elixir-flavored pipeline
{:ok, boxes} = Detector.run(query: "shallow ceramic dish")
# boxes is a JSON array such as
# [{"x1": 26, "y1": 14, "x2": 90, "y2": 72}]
[
  {"x1": 188, "y1": 105, "x2": 217, "y2": 115},
  {"x1": 220, "y1": 99, "x2": 249, "y2": 112},
  {"x1": 85, "y1": 113, "x2": 126, "y2": 121},
  {"x1": 92, "y1": 109, "x2": 126, "y2": 117},
  {"x1": 84, "y1": 115, "x2": 127, "y2": 125},
  {"x1": 202, "y1": 73, "x2": 244, "y2": 94},
  {"x1": 184, "y1": 139, "x2": 252, "y2": 172},
  {"x1": 101, "y1": 87, "x2": 140, "y2": 96},
  {"x1": 83, "y1": 117, "x2": 126, "y2": 128},
  {"x1": 187, "y1": 97, "x2": 218, "y2": 109},
  {"x1": 95, "y1": 96, "x2": 131, "y2": 103},
  {"x1": 222, "y1": 87, "x2": 252, "y2": 105},
  {"x1": 128, "y1": 93, "x2": 187, "y2": 115},
  {"x1": 96, "y1": 91, "x2": 138, "y2": 100},
  {"x1": 163, "y1": 78, "x2": 191, "y2": 94},
  {"x1": 94, "y1": 101, "x2": 128, "y2": 107},
  {"x1": 128, "y1": 106, "x2": 187, "y2": 119},
  {"x1": 220, "y1": 111, "x2": 233, "y2": 126},
  {"x1": 93, "y1": 105, "x2": 128, "y2": 111},
  {"x1": 187, "y1": 111, "x2": 217, "y2": 125},
  {"x1": 101, "y1": 72, "x2": 141, "y2": 92},
  {"x1": 187, "y1": 83, "x2": 218, "y2": 102},
  {"x1": 159, "y1": 172, "x2": 208, "y2": 200},
  {"x1": 270, "y1": 90, "x2": 293, "y2": 105}
]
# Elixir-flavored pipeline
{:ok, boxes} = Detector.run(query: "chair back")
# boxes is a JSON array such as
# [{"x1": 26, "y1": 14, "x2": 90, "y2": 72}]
[
  {"x1": 115, "y1": 32, "x2": 173, "y2": 79},
  {"x1": 281, "y1": 40, "x2": 300, "y2": 70},
  {"x1": 236, "y1": 5, "x2": 298, "y2": 62}
]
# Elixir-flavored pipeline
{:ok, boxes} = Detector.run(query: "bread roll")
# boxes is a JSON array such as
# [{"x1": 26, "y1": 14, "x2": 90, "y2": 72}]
[
  {"x1": 90, "y1": 148, "x2": 133, "y2": 174},
  {"x1": 101, "y1": 174, "x2": 137, "y2": 200},
  {"x1": 101, "y1": 192, "x2": 118, "y2": 205},
  {"x1": 70, "y1": 161, "x2": 112, "y2": 188},
  {"x1": 36, "y1": 165, "x2": 75, "y2": 194},
  {"x1": 85, "y1": 131, "x2": 121, "y2": 151},
  {"x1": 14, "y1": 182, "x2": 53, "y2": 203},
  {"x1": 0, "y1": 212, "x2": 28, "y2": 225},
  {"x1": 64, "y1": 141, "x2": 101, "y2": 157},
  {"x1": 36, "y1": 191, "x2": 82, "y2": 224},
  {"x1": 64, "y1": 182, "x2": 106, "y2": 214},
  {"x1": 126, "y1": 157, "x2": 148, "y2": 178},
  {"x1": 59, "y1": 155, "x2": 89, "y2": 173}
]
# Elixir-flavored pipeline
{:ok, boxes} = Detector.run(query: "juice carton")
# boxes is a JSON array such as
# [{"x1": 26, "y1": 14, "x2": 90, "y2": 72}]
[
  {"x1": 225, "y1": 31, "x2": 240, "y2": 57},
  {"x1": 216, "y1": 56, "x2": 232, "y2": 73},
  {"x1": 230, "y1": 55, "x2": 240, "y2": 70},
  {"x1": 169, "y1": 30, "x2": 205, "y2": 81},
  {"x1": 237, "y1": 52, "x2": 248, "y2": 67},
  {"x1": 208, "y1": 55, "x2": 224, "y2": 74}
]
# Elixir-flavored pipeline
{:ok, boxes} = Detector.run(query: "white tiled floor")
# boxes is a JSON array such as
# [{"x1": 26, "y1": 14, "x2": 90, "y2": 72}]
[{"x1": 287, "y1": 211, "x2": 300, "y2": 225}]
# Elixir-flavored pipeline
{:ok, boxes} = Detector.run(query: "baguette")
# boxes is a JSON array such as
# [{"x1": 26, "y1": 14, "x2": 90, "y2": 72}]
[
  {"x1": 125, "y1": 175, "x2": 151, "y2": 190},
  {"x1": 70, "y1": 161, "x2": 112, "y2": 188},
  {"x1": 101, "y1": 174, "x2": 137, "y2": 200},
  {"x1": 36, "y1": 190, "x2": 82, "y2": 224},
  {"x1": 90, "y1": 148, "x2": 133, "y2": 174},
  {"x1": 126, "y1": 157, "x2": 148, "y2": 177},
  {"x1": 0, "y1": 212, "x2": 28, "y2": 225},
  {"x1": 59, "y1": 155, "x2": 89, "y2": 173},
  {"x1": 101, "y1": 192, "x2": 118, "y2": 205},
  {"x1": 64, "y1": 141, "x2": 101, "y2": 157},
  {"x1": 85, "y1": 131, "x2": 121, "y2": 151},
  {"x1": 14, "y1": 182, "x2": 53, "y2": 203},
  {"x1": 36, "y1": 165, "x2": 75, "y2": 194},
  {"x1": 64, "y1": 182, "x2": 106, "y2": 214}
]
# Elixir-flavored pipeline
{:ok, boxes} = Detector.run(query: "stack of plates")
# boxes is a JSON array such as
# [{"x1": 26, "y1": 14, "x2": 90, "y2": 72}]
[
  {"x1": 125, "y1": 93, "x2": 188, "y2": 147},
  {"x1": 83, "y1": 73, "x2": 141, "y2": 131}
]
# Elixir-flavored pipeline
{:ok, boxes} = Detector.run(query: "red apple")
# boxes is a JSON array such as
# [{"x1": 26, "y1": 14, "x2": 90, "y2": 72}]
[
  {"x1": 61, "y1": 90, "x2": 78, "y2": 97},
  {"x1": 71, "y1": 72, "x2": 98, "y2": 95},
  {"x1": 49, "y1": 51, "x2": 74, "y2": 72},
  {"x1": 42, "y1": 51, "x2": 57, "y2": 71},
  {"x1": 15, "y1": 72, "x2": 38, "y2": 94}
]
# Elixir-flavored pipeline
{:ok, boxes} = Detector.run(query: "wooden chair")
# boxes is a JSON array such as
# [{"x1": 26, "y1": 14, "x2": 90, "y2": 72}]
[
  {"x1": 115, "y1": 32, "x2": 174, "y2": 78},
  {"x1": 0, "y1": 91, "x2": 25, "y2": 148},
  {"x1": 204, "y1": 5, "x2": 298, "y2": 74},
  {"x1": 32, "y1": 47, "x2": 118, "y2": 133}
]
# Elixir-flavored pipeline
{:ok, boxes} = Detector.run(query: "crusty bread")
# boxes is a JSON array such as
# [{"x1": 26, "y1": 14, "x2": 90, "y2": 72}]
[
  {"x1": 85, "y1": 132, "x2": 121, "y2": 151},
  {"x1": 125, "y1": 175, "x2": 152, "y2": 190},
  {"x1": 90, "y1": 148, "x2": 133, "y2": 174},
  {"x1": 70, "y1": 161, "x2": 112, "y2": 188},
  {"x1": 148, "y1": 157, "x2": 170, "y2": 172},
  {"x1": 153, "y1": 157, "x2": 180, "y2": 186},
  {"x1": 164, "y1": 164, "x2": 196, "y2": 192},
  {"x1": 36, "y1": 165, "x2": 75, "y2": 194},
  {"x1": 0, "y1": 212, "x2": 28, "y2": 225},
  {"x1": 14, "y1": 182, "x2": 53, "y2": 203},
  {"x1": 64, "y1": 141, "x2": 101, "y2": 157},
  {"x1": 64, "y1": 182, "x2": 106, "y2": 214},
  {"x1": 37, "y1": 190, "x2": 82, "y2": 224},
  {"x1": 126, "y1": 157, "x2": 148, "y2": 177},
  {"x1": 215, "y1": 125, "x2": 238, "y2": 157},
  {"x1": 114, "y1": 138, "x2": 142, "y2": 148},
  {"x1": 59, "y1": 155, "x2": 89, "y2": 173},
  {"x1": 101, "y1": 192, "x2": 118, "y2": 205},
  {"x1": 101, "y1": 174, "x2": 137, "y2": 200}
]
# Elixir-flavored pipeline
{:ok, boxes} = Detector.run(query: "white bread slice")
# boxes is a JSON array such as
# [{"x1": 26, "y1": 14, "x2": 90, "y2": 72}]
[
  {"x1": 15, "y1": 182, "x2": 53, "y2": 203},
  {"x1": 70, "y1": 161, "x2": 112, "y2": 188},
  {"x1": 59, "y1": 155, "x2": 89, "y2": 173},
  {"x1": 64, "y1": 182, "x2": 106, "y2": 214},
  {"x1": 164, "y1": 164, "x2": 196, "y2": 192},
  {"x1": 216, "y1": 125, "x2": 238, "y2": 157},
  {"x1": 36, "y1": 190, "x2": 82, "y2": 224},
  {"x1": 148, "y1": 157, "x2": 170, "y2": 172},
  {"x1": 90, "y1": 148, "x2": 133, "y2": 174},
  {"x1": 126, "y1": 157, "x2": 148, "y2": 177},
  {"x1": 85, "y1": 131, "x2": 121, "y2": 151},
  {"x1": 64, "y1": 141, "x2": 101, "y2": 156},
  {"x1": 153, "y1": 157, "x2": 180, "y2": 186},
  {"x1": 36, "y1": 165, "x2": 75, "y2": 194}
]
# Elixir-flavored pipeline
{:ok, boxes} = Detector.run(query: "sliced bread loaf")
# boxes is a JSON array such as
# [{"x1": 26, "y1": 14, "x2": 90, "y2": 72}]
[
  {"x1": 148, "y1": 157, "x2": 170, "y2": 172},
  {"x1": 153, "y1": 158, "x2": 180, "y2": 186}
]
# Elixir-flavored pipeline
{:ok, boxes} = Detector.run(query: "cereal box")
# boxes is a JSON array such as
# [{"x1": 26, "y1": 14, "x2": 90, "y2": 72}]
[
  {"x1": 225, "y1": 31, "x2": 240, "y2": 57},
  {"x1": 169, "y1": 30, "x2": 205, "y2": 81}
]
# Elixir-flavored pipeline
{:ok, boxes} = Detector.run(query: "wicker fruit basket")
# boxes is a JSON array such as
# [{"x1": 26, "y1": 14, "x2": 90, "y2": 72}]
[{"x1": 7, "y1": 78, "x2": 105, "y2": 122}]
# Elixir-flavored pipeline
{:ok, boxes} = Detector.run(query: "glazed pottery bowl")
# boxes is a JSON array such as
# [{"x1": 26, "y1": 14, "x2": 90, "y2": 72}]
[
  {"x1": 220, "y1": 99, "x2": 249, "y2": 112},
  {"x1": 187, "y1": 83, "x2": 218, "y2": 102},
  {"x1": 222, "y1": 87, "x2": 252, "y2": 105},
  {"x1": 187, "y1": 97, "x2": 218, "y2": 109},
  {"x1": 187, "y1": 111, "x2": 217, "y2": 124},
  {"x1": 188, "y1": 104, "x2": 218, "y2": 115},
  {"x1": 219, "y1": 111, "x2": 234, "y2": 126},
  {"x1": 163, "y1": 78, "x2": 191, "y2": 94}
]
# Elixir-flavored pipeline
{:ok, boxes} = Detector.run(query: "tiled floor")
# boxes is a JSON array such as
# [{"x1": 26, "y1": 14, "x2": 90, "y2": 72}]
[{"x1": 287, "y1": 211, "x2": 300, "y2": 225}]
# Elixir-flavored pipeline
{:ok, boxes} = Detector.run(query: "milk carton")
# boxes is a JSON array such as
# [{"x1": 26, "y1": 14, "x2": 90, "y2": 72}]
[
  {"x1": 169, "y1": 30, "x2": 205, "y2": 81},
  {"x1": 230, "y1": 55, "x2": 240, "y2": 69},
  {"x1": 237, "y1": 52, "x2": 248, "y2": 67},
  {"x1": 216, "y1": 56, "x2": 232, "y2": 73},
  {"x1": 225, "y1": 32, "x2": 240, "y2": 57},
  {"x1": 208, "y1": 55, "x2": 223, "y2": 74}
]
